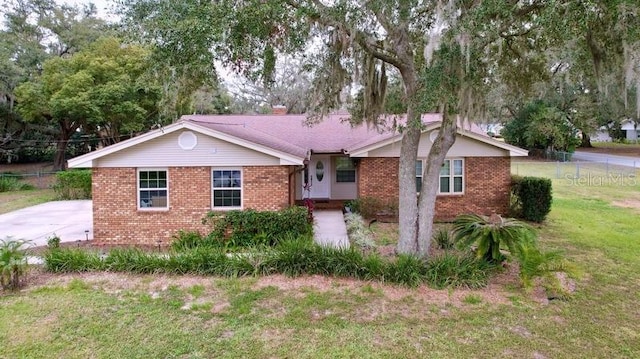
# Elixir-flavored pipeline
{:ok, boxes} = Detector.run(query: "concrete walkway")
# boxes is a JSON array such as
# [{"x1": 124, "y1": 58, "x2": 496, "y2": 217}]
[
  {"x1": 313, "y1": 210, "x2": 350, "y2": 249},
  {"x1": 0, "y1": 200, "x2": 93, "y2": 247}
]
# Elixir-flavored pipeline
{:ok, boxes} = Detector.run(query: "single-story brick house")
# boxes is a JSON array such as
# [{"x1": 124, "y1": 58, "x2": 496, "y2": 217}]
[{"x1": 68, "y1": 112, "x2": 528, "y2": 245}]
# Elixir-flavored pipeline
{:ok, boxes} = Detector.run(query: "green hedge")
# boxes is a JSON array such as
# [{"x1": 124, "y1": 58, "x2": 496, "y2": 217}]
[
  {"x1": 202, "y1": 206, "x2": 312, "y2": 247},
  {"x1": 44, "y1": 241, "x2": 495, "y2": 289},
  {"x1": 511, "y1": 176, "x2": 552, "y2": 223},
  {"x1": 53, "y1": 170, "x2": 92, "y2": 199}
]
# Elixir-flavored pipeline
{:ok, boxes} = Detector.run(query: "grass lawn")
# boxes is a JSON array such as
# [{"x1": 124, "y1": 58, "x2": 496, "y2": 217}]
[
  {"x1": 1, "y1": 161, "x2": 639, "y2": 358},
  {"x1": 0, "y1": 189, "x2": 56, "y2": 215}
]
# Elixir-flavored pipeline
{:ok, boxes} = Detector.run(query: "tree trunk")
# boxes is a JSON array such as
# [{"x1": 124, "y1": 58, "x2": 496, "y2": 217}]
[
  {"x1": 580, "y1": 132, "x2": 592, "y2": 148},
  {"x1": 53, "y1": 125, "x2": 73, "y2": 171},
  {"x1": 53, "y1": 135, "x2": 68, "y2": 171},
  {"x1": 396, "y1": 66, "x2": 422, "y2": 255},
  {"x1": 396, "y1": 111, "x2": 422, "y2": 255},
  {"x1": 416, "y1": 112, "x2": 457, "y2": 257}
]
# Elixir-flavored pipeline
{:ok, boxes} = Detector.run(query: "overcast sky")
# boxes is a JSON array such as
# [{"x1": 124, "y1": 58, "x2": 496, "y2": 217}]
[{"x1": 63, "y1": 0, "x2": 115, "y2": 19}]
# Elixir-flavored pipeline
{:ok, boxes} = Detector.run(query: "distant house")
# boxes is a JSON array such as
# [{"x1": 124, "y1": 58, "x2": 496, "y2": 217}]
[
  {"x1": 591, "y1": 119, "x2": 640, "y2": 142},
  {"x1": 68, "y1": 112, "x2": 528, "y2": 246},
  {"x1": 622, "y1": 120, "x2": 640, "y2": 141}
]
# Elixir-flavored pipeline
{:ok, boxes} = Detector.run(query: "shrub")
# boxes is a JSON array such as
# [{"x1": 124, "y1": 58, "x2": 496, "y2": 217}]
[
  {"x1": 344, "y1": 199, "x2": 360, "y2": 214},
  {"x1": 511, "y1": 176, "x2": 552, "y2": 222},
  {"x1": 516, "y1": 245, "x2": 574, "y2": 296},
  {"x1": 452, "y1": 213, "x2": 535, "y2": 263},
  {"x1": 53, "y1": 170, "x2": 92, "y2": 199},
  {"x1": 0, "y1": 237, "x2": 31, "y2": 290},
  {"x1": 171, "y1": 231, "x2": 209, "y2": 251},
  {"x1": 260, "y1": 238, "x2": 322, "y2": 276},
  {"x1": 433, "y1": 226, "x2": 453, "y2": 250},
  {"x1": 202, "y1": 206, "x2": 312, "y2": 247},
  {"x1": 44, "y1": 248, "x2": 104, "y2": 272},
  {"x1": 385, "y1": 255, "x2": 426, "y2": 287},
  {"x1": 425, "y1": 253, "x2": 494, "y2": 289},
  {"x1": 345, "y1": 197, "x2": 398, "y2": 219},
  {"x1": 344, "y1": 212, "x2": 376, "y2": 251},
  {"x1": 47, "y1": 234, "x2": 61, "y2": 249},
  {"x1": 0, "y1": 176, "x2": 34, "y2": 192}
]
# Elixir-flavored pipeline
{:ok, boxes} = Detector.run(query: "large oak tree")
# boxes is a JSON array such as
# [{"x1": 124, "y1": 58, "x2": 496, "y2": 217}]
[
  {"x1": 15, "y1": 37, "x2": 160, "y2": 170},
  {"x1": 120, "y1": 0, "x2": 639, "y2": 257}
]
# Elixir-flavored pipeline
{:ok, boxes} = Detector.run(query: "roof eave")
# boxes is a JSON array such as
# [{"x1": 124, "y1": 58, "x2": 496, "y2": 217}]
[
  {"x1": 347, "y1": 123, "x2": 529, "y2": 158},
  {"x1": 67, "y1": 120, "x2": 306, "y2": 168}
]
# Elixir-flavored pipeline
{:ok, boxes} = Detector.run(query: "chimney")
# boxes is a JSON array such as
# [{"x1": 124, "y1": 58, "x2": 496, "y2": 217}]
[{"x1": 272, "y1": 105, "x2": 287, "y2": 115}]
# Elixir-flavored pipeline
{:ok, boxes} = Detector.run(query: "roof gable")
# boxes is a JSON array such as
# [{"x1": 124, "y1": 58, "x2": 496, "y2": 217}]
[{"x1": 68, "y1": 121, "x2": 305, "y2": 168}]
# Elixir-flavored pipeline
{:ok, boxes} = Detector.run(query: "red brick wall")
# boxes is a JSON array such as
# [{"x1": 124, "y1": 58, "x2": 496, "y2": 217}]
[
  {"x1": 434, "y1": 157, "x2": 511, "y2": 220},
  {"x1": 93, "y1": 166, "x2": 290, "y2": 246},
  {"x1": 243, "y1": 166, "x2": 290, "y2": 210},
  {"x1": 357, "y1": 157, "x2": 511, "y2": 220},
  {"x1": 357, "y1": 158, "x2": 400, "y2": 201}
]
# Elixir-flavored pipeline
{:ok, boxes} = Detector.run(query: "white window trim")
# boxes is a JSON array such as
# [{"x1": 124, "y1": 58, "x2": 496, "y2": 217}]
[
  {"x1": 137, "y1": 168, "x2": 169, "y2": 211},
  {"x1": 438, "y1": 158, "x2": 465, "y2": 195},
  {"x1": 211, "y1": 167, "x2": 243, "y2": 210}
]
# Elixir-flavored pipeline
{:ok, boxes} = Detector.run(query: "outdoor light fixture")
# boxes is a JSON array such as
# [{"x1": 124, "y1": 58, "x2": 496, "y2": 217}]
[
  {"x1": 85, "y1": 230, "x2": 89, "y2": 241},
  {"x1": 76, "y1": 240, "x2": 81, "y2": 248},
  {"x1": 156, "y1": 240, "x2": 162, "y2": 251}
]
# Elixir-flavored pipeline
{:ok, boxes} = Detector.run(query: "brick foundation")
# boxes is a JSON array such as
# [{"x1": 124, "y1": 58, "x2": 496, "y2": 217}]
[
  {"x1": 92, "y1": 166, "x2": 290, "y2": 246},
  {"x1": 357, "y1": 157, "x2": 511, "y2": 220}
]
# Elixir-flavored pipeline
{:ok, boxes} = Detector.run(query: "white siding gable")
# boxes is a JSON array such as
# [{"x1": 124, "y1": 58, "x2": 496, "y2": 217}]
[
  {"x1": 96, "y1": 130, "x2": 280, "y2": 167},
  {"x1": 367, "y1": 130, "x2": 508, "y2": 158}
]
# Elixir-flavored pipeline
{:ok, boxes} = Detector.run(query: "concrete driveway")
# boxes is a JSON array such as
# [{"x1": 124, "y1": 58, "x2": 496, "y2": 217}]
[{"x1": 0, "y1": 200, "x2": 92, "y2": 247}]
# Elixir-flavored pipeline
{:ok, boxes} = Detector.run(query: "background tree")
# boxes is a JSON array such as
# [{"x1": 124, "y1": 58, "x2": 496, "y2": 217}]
[
  {"x1": 117, "y1": 0, "x2": 221, "y2": 122},
  {"x1": 497, "y1": 0, "x2": 640, "y2": 147},
  {"x1": 226, "y1": 57, "x2": 315, "y2": 114},
  {"x1": 502, "y1": 100, "x2": 579, "y2": 154},
  {"x1": 0, "y1": 0, "x2": 108, "y2": 163},
  {"x1": 191, "y1": 84, "x2": 233, "y2": 115},
  {"x1": 15, "y1": 37, "x2": 160, "y2": 170}
]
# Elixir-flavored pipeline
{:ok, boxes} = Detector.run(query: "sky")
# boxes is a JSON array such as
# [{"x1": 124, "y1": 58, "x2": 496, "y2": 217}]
[{"x1": 63, "y1": 0, "x2": 115, "y2": 20}]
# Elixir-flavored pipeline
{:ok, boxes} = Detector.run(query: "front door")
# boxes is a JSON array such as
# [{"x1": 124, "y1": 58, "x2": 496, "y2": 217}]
[{"x1": 303, "y1": 156, "x2": 330, "y2": 199}]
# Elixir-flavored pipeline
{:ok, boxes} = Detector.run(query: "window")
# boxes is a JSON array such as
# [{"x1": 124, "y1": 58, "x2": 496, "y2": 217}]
[
  {"x1": 212, "y1": 169, "x2": 242, "y2": 209},
  {"x1": 440, "y1": 159, "x2": 464, "y2": 194},
  {"x1": 415, "y1": 159, "x2": 464, "y2": 194},
  {"x1": 138, "y1": 169, "x2": 168, "y2": 209},
  {"x1": 415, "y1": 160, "x2": 423, "y2": 192},
  {"x1": 336, "y1": 157, "x2": 356, "y2": 183}
]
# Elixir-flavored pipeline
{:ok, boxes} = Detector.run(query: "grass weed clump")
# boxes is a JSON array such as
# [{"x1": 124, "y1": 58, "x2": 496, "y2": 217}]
[{"x1": 44, "y1": 234, "x2": 495, "y2": 289}]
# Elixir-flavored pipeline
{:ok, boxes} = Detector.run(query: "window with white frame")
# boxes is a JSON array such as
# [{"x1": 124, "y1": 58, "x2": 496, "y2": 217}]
[
  {"x1": 440, "y1": 159, "x2": 464, "y2": 194},
  {"x1": 138, "y1": 169, "x2": 168, "y2": 209},
  {"x1": 336, "y1": 157, "x2": 356, "y2": 183},
  {"x1": 212, "y1": 169, "x2": 242, "y2": 208},
  {"x1": 415, "y1": 159, "x2": 464, "y2": 194}
]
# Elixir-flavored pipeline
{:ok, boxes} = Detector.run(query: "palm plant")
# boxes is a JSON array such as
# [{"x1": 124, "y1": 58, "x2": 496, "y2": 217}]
[
  {"x1": 452, "y1": 214, "x2": 535, "y2": 263},
  {"x1": 0, "y1": 237, "x2": 31, "y2": 290}
]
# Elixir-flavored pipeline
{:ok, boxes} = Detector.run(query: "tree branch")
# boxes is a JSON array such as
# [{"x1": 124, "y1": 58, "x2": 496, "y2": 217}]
[{"x1": 283, "y1": 0, "x2": 405, "y2": 70}]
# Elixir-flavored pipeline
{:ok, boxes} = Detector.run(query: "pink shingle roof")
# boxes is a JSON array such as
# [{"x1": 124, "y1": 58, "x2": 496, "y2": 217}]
[{"x1": 182, "y1": 113, "x2": 463, "y2": 158}]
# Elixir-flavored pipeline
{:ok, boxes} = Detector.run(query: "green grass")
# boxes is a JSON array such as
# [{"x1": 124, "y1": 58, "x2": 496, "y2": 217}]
[
  {"x1": 0, "y1": 189, "x2": 56, "y2": 215},
  {"x1": 1, "y1": 161, "x2": 639, "y2": 357}
]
